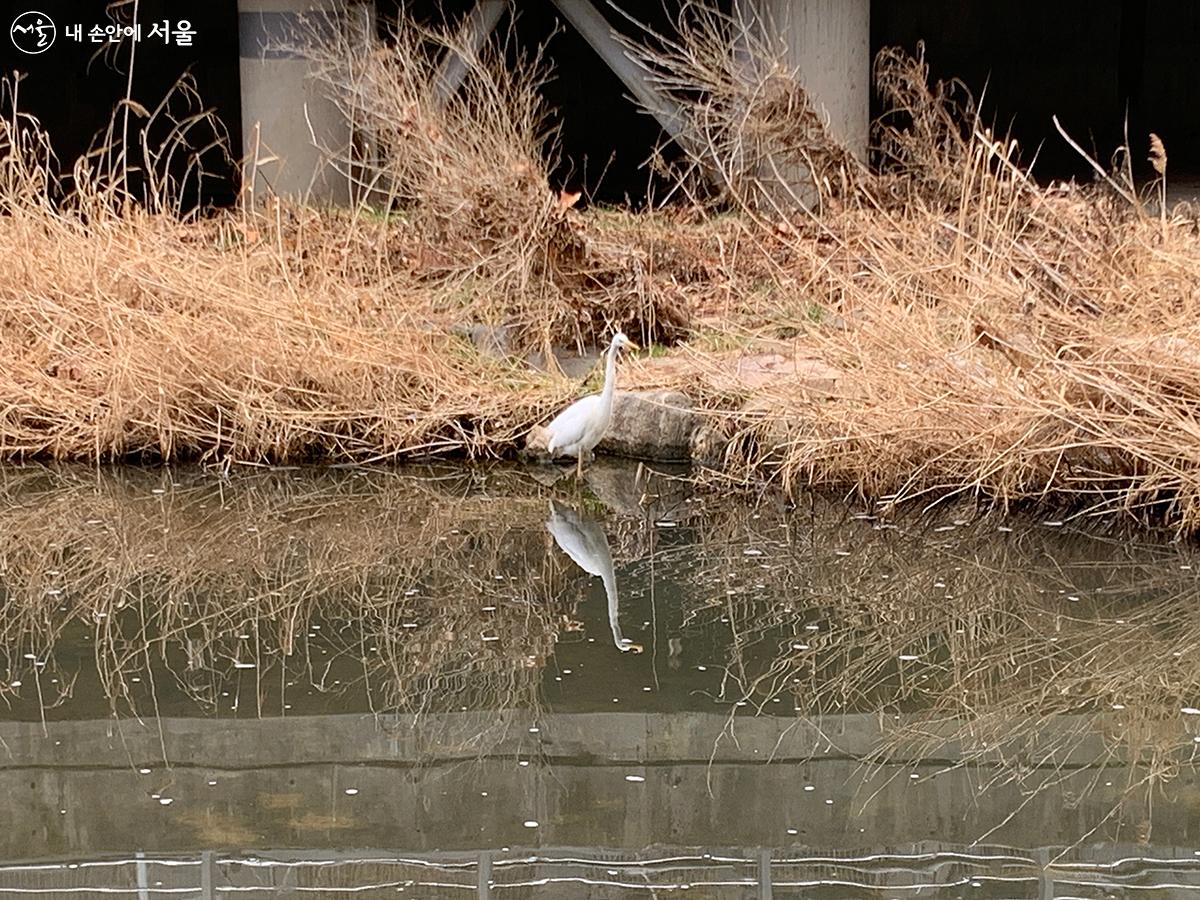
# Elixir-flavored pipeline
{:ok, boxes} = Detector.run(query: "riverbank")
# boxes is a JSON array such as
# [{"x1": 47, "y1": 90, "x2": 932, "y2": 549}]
[
  {"x1": 4, "y1": 180, "x2": 1199, "y2": 533},
  {"x1": 2, "y1": 42, "x2": 1200, "y2": 532}
]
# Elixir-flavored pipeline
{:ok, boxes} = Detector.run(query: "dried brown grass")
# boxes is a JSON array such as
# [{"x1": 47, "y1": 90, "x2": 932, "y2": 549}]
[
  {"x1": 617, "y1": 13, "x2": 1200, "y2": 533},
  {"x1": 615, "y1": 0, "x2": 861, "y2": 211},
  {"x1": 3, "y1": 7, "x2": 1200, "y2": 534},
  {"x1": 0, "y1": 11, "x2": 702, "y2": 464},
  {"x1": 297, "y1": 11, "x2": 692, "y2": 349},
  {"x1": 740, "y1": 66, "x2": 1200, "y2": 531},
  {"x1": 0, "y1": 79, "x2": 567, "y2": 462}
]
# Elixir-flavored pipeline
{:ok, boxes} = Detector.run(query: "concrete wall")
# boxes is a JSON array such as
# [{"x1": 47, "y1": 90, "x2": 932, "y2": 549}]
[
  {"x1": 238, "y1": 0, "x2": 373, "y2": 204},
  {"x1": 749, "y1": 0, "x2": 871, "y2": 161}
]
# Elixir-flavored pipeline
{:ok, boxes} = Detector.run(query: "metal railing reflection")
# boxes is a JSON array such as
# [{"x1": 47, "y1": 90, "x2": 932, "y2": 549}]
[{"x1": 1, "y1": 845, "x2": 1199, "y2": 897}]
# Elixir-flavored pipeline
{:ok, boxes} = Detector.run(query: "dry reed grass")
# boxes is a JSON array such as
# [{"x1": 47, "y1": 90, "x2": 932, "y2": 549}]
[
  {"x1": 615, "y1": 1, "x2": 861, "y2": 211},
  {"x1": 0, "y1": 79, "x2": 564, "y2": 462},
  {"x1": 2, "y1": 7, "x2": 1200, "y2": 533},
  {"x1": 296, "y1": 11, "x2": 692, "y2": 349},
  {"x1": 0, "y1": 10, "x2": 700, "y2": 464},
  {"x1": 740, "y1": 94, "x2": 1200, "y2": 531},
  {"x1": 616, "y1": 14, "x2": 1200, "y2": 533}
]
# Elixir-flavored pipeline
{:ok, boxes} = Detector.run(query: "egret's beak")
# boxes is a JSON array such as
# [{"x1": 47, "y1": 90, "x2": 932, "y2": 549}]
[{"x1": 625, "y1": 339, "x2": 640, "y2": 352}]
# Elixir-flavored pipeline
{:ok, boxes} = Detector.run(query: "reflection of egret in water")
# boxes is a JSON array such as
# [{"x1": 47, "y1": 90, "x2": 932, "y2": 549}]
[
  {"x1": 546, "y1": 500, "x2": 642, "y2": 653},
  {"x1": 667, "y1": 636, "x2": 683, "y2": 669}
]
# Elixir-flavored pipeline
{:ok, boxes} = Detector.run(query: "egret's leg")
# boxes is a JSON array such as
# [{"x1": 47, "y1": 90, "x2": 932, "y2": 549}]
[{"x1": 576, "y1": 451, "x2": 584, "y2": 479}]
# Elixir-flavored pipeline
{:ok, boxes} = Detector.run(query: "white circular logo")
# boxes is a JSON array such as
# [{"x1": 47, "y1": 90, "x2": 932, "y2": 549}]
[{"x1": 10, "y1": 11, "x2": 56, "y2": 55}]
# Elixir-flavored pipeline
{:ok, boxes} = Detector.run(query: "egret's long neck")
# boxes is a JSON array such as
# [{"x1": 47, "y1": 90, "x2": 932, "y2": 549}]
[
  {"x1": 600, "y1": 339, "x2": 620, "y2": 407},
  {"x1": 604, "y1": 567, "x2": 626, "y2": 649},
  {"x1": 598, "y1": 546, "x2": 626, "y2": 650}
]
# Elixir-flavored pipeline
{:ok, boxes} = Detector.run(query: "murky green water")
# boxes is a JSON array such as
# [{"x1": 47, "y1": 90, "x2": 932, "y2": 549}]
[{"x1": 0, "y1": 461, "x2": 1199, "y2": 897}]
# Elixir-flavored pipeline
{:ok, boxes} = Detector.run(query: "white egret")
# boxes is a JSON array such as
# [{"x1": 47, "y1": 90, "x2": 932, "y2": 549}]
[{"x1": 544, "y1": 331, "x2": 638, "y2": 477}]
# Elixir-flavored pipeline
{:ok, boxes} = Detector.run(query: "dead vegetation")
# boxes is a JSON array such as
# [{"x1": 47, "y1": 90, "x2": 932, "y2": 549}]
[
  {"x1": 0, "y1": 85, "x2": 562, "y2": 463},
  {"x1": 1, "y1": 7, "x2": 1199, "y2": 531},
  {"x1": 297, "y1": 10, "x2": 692, "y2": 349},
  {"x1": 618, "y1": 13, "x2": 1200, "y2": 534}
]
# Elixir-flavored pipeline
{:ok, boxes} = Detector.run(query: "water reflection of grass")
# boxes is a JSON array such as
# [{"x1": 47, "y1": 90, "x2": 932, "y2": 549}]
[
  {"x1": 0, "y1": 462, "x2": 1197, "y2": 838},
  {"x1": 0, "y1": 464, "x2": 580, "y2": 745},
  {"x1": 677, "y1": 499, "x2": 1200, "y2": 841}
]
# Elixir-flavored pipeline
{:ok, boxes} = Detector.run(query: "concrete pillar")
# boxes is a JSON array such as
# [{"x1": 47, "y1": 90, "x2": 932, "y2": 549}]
[
  {"x1": 751, "y1": 0, "x2": 870, "y2": 162},
  {"x1": 237, "y1": 0, "x2": 374, "y2": 204}
]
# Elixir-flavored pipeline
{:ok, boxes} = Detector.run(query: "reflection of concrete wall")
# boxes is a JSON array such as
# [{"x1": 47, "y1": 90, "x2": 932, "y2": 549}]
[{"x1": 3, "y1": 711, "x2": 1199, "y2": 860}]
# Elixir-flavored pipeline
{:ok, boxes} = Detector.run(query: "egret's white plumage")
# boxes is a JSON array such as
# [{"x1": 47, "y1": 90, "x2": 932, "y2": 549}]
[
  {"x1": 546, "y1": 500, "x2": 639, "y2": 652},
  {"x1": 544, "y1": 331, "x2": 637, "y2": 476}
]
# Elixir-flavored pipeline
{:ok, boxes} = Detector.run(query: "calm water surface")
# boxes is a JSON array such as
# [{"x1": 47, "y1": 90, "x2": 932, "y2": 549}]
[{"x1": 0, "y1": 461, "x2": 1198, "y2": 897}]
